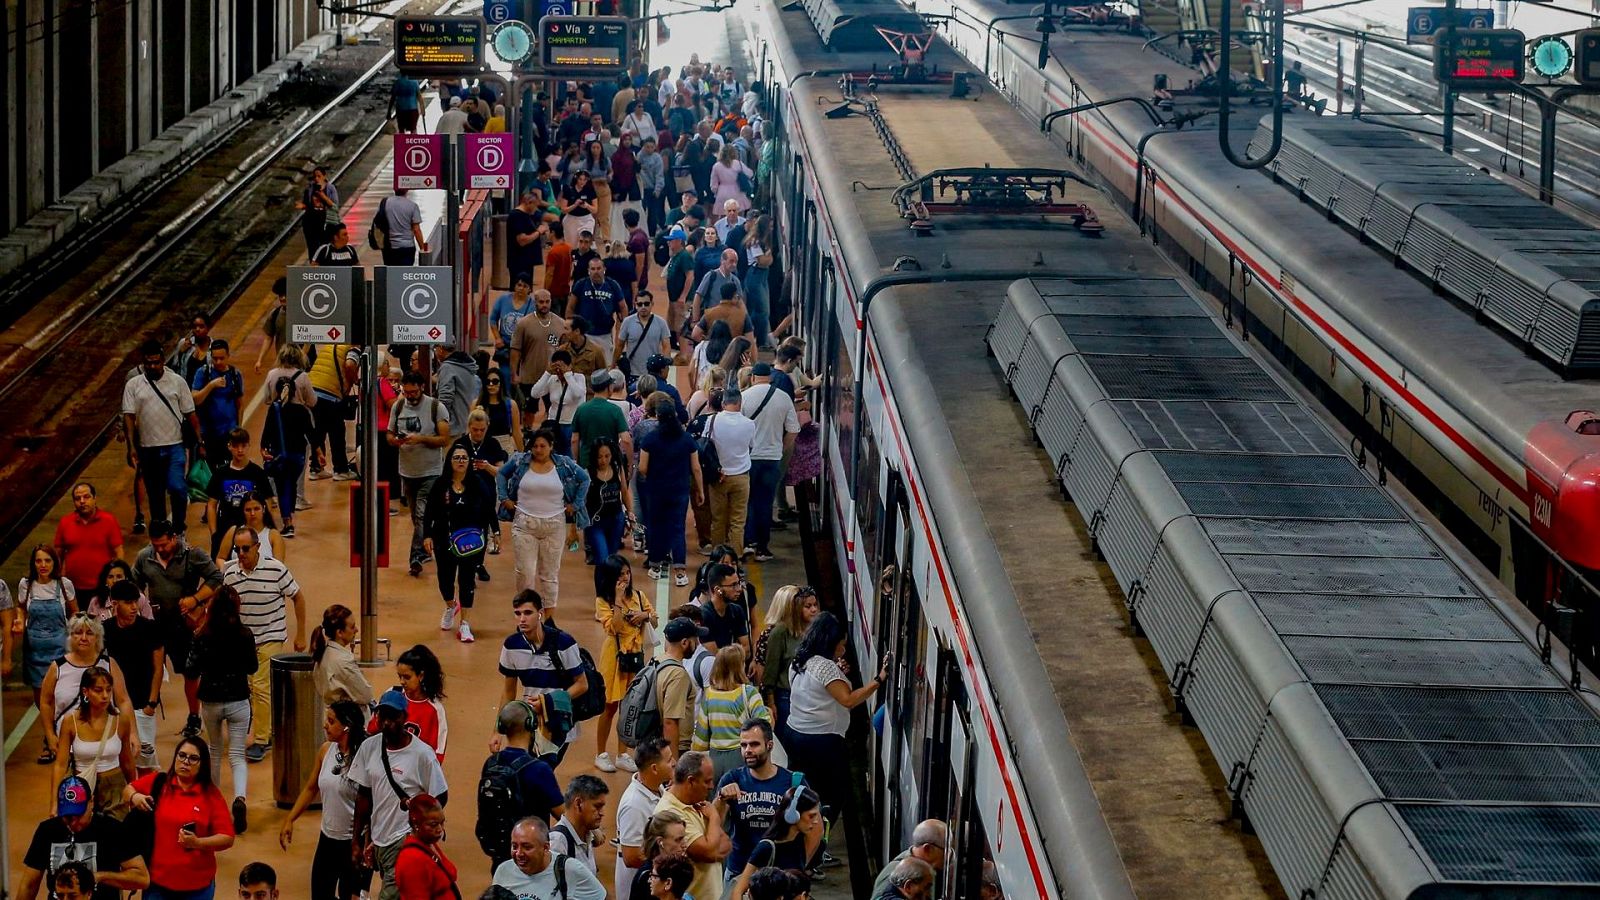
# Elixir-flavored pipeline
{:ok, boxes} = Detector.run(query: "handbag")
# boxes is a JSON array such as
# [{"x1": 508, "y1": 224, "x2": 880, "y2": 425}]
[
  {"x1": 368, "y1": 197, "x2": 389, "y2": 250},
  {"x1": 68, "y1": 711, "x2": 114, "y2": 793},
  {"x1": 615, "y1": 593, "x2": 646, "y2": 674},
  {"x1": 186, "y1": 456, "x2": 213, "y2": 502},
  {"x1": 448, "y1": 527, "x2": 487, "y2": 557}
]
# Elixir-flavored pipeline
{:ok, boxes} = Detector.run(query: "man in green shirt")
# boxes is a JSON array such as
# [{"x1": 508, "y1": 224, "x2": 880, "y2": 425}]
[{"x1": 569, "y1": 369, "x2": 630, "y2": 466}]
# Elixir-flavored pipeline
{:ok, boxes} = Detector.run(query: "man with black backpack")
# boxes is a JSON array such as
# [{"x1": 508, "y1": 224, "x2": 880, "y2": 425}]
[
  {"x1": 497, "y1": 590, "x2": 601, "y2": 766},
  {"x1": 475, "y1": 701, "x2": 566, "y2": 870}
]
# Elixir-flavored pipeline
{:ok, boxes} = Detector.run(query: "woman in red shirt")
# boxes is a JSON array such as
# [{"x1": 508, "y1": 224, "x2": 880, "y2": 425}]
[
  {"x1": 124, "y1": 735, "x2": 236, "y2": 899},
  {"x1": 392, "y1": 794, "x2": 457, "y2": 900}
]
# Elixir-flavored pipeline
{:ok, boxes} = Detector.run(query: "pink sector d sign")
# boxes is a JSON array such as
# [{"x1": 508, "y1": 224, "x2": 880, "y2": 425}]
[
  {"x1": 394, "y1": 134, "x2": 443, "y2": 190},
  {"x1": 464, "y1": 133, "x2": 514, "y2": 189}
]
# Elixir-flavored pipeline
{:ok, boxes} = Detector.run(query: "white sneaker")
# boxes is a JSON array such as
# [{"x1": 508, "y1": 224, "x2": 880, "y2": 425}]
[
  {"x1": 439, "y1": 602, "x2": 460, "y2": 631},
  {"x1": 594, "y1": 752, "x2": 618, "y2": 773},
  {"x1": 674, "y1": 570, "x2": 689, "y2": 587},
  {"x1": 458, "y1": 622, "x2": 475, "y2": 643},
  {"x1": 332, "y1": 471, "x2": 357, "y2": 482},
  {"x1": 309, "y1": 470, "x2": 332, "y2": 481},
  {"x1": 616, "y1": 753, "x2": 638, "y2": 773},
  {"x1": 295, "y1": 498, "x2": 313, "y2": 511}
]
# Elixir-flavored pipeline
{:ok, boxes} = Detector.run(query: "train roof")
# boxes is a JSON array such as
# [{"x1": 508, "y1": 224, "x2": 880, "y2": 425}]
[
  {"x1": 765, "y1": 8, "x2": 1287, "y2": 890},
  {"x1": 971, "y1": 22, "x2": 1599, "y2": 460},
  {"x1": 989, "y1": 273, "x2": 1600, "y2": 896},
  {"x1": 1252, "y1": 116, "x2": 1600, "y2": 372}
]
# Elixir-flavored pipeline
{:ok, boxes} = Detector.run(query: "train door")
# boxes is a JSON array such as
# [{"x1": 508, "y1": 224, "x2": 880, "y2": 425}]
[
  {"x1": 871, "y1": 468, "x2": 917, "y2": 859},
  {"x1": 946, "y1": 712, "x2": 1000, "y2": 900}
]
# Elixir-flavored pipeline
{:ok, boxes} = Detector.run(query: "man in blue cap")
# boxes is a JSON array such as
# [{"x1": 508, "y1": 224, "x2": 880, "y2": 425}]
[
  {"x1": 348, "y1": 689, "x2": 450, "y2": 900},
  {"x1": 17, "y1": 776, "x2": 149, "y2": 900},
  {"x1": 661, "y1": 226, "x2": 698, "y2": 351}
]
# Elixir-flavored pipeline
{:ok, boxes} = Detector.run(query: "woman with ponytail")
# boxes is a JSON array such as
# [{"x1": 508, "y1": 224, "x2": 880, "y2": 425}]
[
  {"x1": 279, "y1": 700, "x2": 371, "y2": 899},
  {"x1": 312, "y1": 604, "x2": 372, "y2": 708}
]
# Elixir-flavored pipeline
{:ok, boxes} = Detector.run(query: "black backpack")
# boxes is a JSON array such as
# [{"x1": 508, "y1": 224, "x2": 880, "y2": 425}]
[
  {"x1": 653, "y1": 230, "x2": 671, "y2": 267},
  {"x1": 697, "y1": 413, "x2": 724, "y2": 486},
  {"x1": 474, "y1": 752, "x2": 538, "y2": 860}
]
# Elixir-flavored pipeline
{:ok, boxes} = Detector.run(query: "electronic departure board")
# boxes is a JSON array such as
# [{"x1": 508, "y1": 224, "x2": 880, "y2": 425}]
[
  {"x1": 396, "y1": 16, "x2": 485, "y2": 75},
  {"x1": 1434, "y1": 28, "x2": 1525, "y2": 90},
  {"x1": 539, "y1": 16, "x2": 631, "y2": 75}
]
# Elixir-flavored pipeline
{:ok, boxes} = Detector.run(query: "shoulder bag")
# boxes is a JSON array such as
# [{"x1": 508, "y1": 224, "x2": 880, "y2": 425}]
[
  {"x1": 380, "y1": 742, "x2": 414, "y2": 810},
  {"x1": 543, "y1": 630, "x2": 607, "y2": 721}
]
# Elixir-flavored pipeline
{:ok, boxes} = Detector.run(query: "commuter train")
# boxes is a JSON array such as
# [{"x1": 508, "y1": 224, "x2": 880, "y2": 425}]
[
  {"x1": 740, "y1": 0, "x2": 1600, "y2": 896},
  {"x1": 922, "y1": 0, "x2": 1600, "y2": 641}
]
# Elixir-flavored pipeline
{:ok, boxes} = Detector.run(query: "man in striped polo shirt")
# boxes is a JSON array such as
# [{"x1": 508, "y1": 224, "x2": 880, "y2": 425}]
[
  {"x1": 498, "y1": 589, "x2": 592, "y2": 766},
  {"x1": 221, "y1": 528, "x2": 307, "y2": 762}
]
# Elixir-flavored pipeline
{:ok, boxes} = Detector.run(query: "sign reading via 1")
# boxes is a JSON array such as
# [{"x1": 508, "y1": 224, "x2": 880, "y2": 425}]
[
  {"x1": 539, "y1": 16, "x2": 631, "y2": 76},
  {"x1": 395, "y1": 16, "x2": 485, "y2": 75}
]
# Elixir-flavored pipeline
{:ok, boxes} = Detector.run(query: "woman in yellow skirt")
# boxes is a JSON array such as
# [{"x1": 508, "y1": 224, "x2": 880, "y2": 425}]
[{"x1": 594, "y1": 552, "x2": 657, "y2": 773}]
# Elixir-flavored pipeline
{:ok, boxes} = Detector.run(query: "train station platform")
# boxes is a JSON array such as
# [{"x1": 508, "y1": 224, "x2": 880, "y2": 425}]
[{"x1": 0, "y1": 27, "x2": 855, "y2": 893}]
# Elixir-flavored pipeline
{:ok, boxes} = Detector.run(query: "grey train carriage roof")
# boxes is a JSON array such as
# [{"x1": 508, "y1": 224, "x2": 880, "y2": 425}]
[
  {"x1": 1249, "y1": 116, "x2": 1600, "y2": 373},
  {"x1": 989, "y1": 275, "x2": 1600, "y2": 899}
]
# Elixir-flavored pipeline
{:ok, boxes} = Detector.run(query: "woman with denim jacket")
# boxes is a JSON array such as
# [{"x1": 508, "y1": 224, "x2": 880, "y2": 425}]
[{"x1": 497, "y1": 426, "x2": 591, "y2": 623}]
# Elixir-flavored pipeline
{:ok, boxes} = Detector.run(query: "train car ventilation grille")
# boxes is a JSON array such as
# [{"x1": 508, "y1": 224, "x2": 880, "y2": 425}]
[{"x1": 1398, "y1": 805, "x2": 1600, "y2": 883}]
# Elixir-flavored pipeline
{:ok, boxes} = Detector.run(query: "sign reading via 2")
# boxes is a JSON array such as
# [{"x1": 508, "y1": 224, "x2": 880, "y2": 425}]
[
  {"x1": 539, "y1": 16, "x2": 631, "y2": 76},
  {"x1": 1434, "y1": 28, "x2": 1526, "y2": 90},
  {"x1": 396, "y1": 16, "x2": 485, "y2": 75}
]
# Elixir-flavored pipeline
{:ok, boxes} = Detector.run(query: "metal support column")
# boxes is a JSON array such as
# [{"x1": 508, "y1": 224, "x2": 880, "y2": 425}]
[
  {"x1": 1353, "y1": 40, "x2": 1365, "y2": 117},
  {"x1": 358, "y1": 276, "x2": 380, "y2": 664},
  {"x1": 1442, "y1": 0, "x2": 1457, "y2": 153}
]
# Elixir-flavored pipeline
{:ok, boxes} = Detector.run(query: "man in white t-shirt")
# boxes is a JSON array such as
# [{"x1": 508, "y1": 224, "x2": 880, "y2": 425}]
[
  {"x1": 706, "y1": 386, "x2": 757, "y2": 550},
  {"x1": 741, "y1": 363, "x2": 799, "y2": 562},
  {"x1": 493, "y1": 817, "x2": 608, "y2": 900},
  {"x1": 349, "y1": 689, "x2": 449, "y2": 900},
  {"x1": 221, "y1": 528, "x2": 306, "y2": 761},
  {"x1": 615, "y1": 737, "x2": 675, "y2": 897}
]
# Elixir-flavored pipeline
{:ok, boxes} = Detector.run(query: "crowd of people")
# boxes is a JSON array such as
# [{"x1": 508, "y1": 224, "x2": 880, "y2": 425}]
[{"x1": 6, "y1": 46, "x2": 993, "y2": 900}]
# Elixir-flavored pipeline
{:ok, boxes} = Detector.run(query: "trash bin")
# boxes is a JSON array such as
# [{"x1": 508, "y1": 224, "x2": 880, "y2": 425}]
[
  {"x1": 271, "y1": 653, "x2": 322, "y2": 809},
  {"x1": 491, "y1": 213, "x2": 510, "y2": 292}
]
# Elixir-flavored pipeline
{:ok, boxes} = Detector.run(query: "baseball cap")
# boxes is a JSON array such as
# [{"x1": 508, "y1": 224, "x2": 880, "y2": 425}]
[
  {"x1": 377, "y1": 688, "x2": 409, "y2": 714},
  {"x1": 663, "y1": 617, "x2": 710, "y2": 642},
  {"x1": 449, "y1": 96, "x2": 462, "y2": 108},
  {"x1": 646, "y1": 354, "x2": 671, "y2": 373},
  {"x1": 57, "y1": 776, "x2": 91, "y2": 817},
  {"x1": 751, "y1": 362, "x2": 773, "y2": 377},
  {"x1": 666, "y1": 226, "x2": 687, "y2": 242},
  {"x1": 590, "y1": 369, "x2": 614, "y2": 389}
]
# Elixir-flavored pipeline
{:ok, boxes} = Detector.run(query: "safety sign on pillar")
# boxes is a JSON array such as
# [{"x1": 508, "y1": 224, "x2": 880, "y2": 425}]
[
  {"x1": 464, "y1": 133, "x2": 515, "y2": 189},
  {"x1": 394, "y1": 134, "x2": 444, "y2": 189}
]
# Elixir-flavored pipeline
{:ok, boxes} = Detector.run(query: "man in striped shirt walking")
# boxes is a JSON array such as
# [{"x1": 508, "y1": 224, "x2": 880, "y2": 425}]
[{"x1": 221, "y1": 528, "x2": 307, "y2": 762}]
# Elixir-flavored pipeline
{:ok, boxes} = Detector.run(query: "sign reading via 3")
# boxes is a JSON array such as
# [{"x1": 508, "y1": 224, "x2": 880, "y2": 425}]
[
  {"x1": 285, "y1": 267, "x2": 355, "y2": 344},
  {"x1": 539, "y1": 16, "x2": 631, "y2": 76},
  {"x1": 1434, "y1": 28, "x2": 1526, "y2": 89},
  {"x1": 385, "y1": 267, "x2": 455, "y2": 344},
  {"x1": 395, "y1": 16, "x2": 485, "y2": 75}
]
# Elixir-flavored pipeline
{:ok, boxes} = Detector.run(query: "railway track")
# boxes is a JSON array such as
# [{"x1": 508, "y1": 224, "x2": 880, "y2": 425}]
[{"x1": 0, "y1": 28, "x2": 426, "y2": 560}]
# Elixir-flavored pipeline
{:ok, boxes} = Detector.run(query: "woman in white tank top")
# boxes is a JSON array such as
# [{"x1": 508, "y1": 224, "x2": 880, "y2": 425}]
[
  {"x1": 220, "y1": 494, "x2": 285, "y2": 561},
  {"x1": 52, "y1": 665, "x2": 135, "y2": 820}
]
